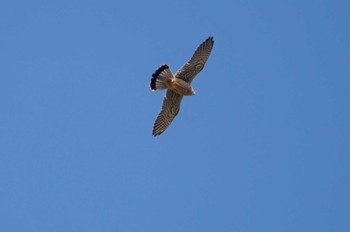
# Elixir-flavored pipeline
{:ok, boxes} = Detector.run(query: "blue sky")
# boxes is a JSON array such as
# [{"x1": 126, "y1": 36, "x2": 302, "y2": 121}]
[{"x1": 1, "y1": 0, "x2": 349, "y2": 231}]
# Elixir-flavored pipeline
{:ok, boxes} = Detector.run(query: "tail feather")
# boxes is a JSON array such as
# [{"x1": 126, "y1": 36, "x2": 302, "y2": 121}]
[{"x1": 150, "y1": 64, "x2": 174, "y2": 91}]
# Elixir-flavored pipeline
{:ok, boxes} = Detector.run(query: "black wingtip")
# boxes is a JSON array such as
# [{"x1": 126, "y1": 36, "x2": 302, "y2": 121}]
[
  {"x1": 152, "y1": 130, "x2": 163, "y2": 136},
  {"x1": 150, "y1": 64, "x2": 169, "y2": 90},
  {"x1": 197, "y1": 36, "x2": 214, "y2": 50},
  {"x1": 207, "y1": 36, "x2": 214, "y2": 46}
]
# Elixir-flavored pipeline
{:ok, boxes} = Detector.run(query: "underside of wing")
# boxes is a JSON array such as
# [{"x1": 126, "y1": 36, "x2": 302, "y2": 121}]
[
  {"x1": 152, "y1": 90, "x2": 183, "y2": 136},
  {"x1": 175, "y1": 36, "x2": 214, "y2": 83}
]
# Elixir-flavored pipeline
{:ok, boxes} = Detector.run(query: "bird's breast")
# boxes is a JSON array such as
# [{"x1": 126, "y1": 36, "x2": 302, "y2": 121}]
[{"x1": 168, "y1": 78, "x2": 195, "y2": 96}]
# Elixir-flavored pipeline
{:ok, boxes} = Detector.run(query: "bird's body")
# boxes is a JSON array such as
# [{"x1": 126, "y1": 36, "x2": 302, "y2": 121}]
[
  {"x1": 165, "y1": 77, "x2": 195, "y2": 96},
  {"x1": 150, "y1": 37, "x2": 214, "y2": 136}
]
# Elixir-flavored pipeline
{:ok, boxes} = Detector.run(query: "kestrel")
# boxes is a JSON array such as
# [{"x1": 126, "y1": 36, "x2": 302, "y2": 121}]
[{"x1": 150, "y1": 36, "x2": 214, "y2": 136}]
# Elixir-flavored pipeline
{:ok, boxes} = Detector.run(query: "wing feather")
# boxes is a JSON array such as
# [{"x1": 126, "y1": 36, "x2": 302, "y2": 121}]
[
  {"x1": 175, "y1": 36, "x2": 214, "y2": 83},
  {"x1": 152, "y1": 90, "x2": 183, "y2": 136}
]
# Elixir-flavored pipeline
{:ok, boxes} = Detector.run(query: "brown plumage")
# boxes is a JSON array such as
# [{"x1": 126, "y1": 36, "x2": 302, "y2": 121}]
[{"x1": 150, "y1": 37, "x2": 214, "y2": 136}]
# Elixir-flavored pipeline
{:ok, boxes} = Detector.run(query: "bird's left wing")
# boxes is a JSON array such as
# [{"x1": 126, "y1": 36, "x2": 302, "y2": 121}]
[{"x1": 175, "y1": 36, "x2": 214, "y2": 83}]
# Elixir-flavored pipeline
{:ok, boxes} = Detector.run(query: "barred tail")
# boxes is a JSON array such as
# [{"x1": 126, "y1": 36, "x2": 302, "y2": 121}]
[{"x1": 150, "y1": 64, "x2": 174, "y2": 91}]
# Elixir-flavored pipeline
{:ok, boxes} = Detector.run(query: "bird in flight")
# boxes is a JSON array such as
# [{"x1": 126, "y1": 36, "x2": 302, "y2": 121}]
[{"x1": 150, "y1": 36, "x2": 214, "y2": 136}]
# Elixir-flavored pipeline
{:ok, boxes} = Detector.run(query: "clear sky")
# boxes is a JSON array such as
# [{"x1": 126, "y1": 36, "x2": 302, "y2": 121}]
[{"x1": 1, "y1": 0, "x2": 349, "y2": 231}]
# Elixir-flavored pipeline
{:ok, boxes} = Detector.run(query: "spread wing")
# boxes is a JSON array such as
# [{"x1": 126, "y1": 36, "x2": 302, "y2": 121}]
[
  {"x1": 175, "y1": 36, "x2": 214, "y2": 83},
  {"x1": 152, "y1": 90, "x2": 183, "y2": 136}
]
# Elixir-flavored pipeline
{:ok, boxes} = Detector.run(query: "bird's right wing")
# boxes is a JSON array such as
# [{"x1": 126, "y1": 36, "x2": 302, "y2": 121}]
[{"x1": 152, "y1": 90, "x2": 183, "y2": 136}]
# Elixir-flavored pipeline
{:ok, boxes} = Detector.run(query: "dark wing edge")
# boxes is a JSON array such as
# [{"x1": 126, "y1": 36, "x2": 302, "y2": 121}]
[
  {"x1": 175, "y1": 36, "x2": 214, "y2": 83},
  {"x1": 152, "y1": 90, "x2": 183, "y2": 136}
]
